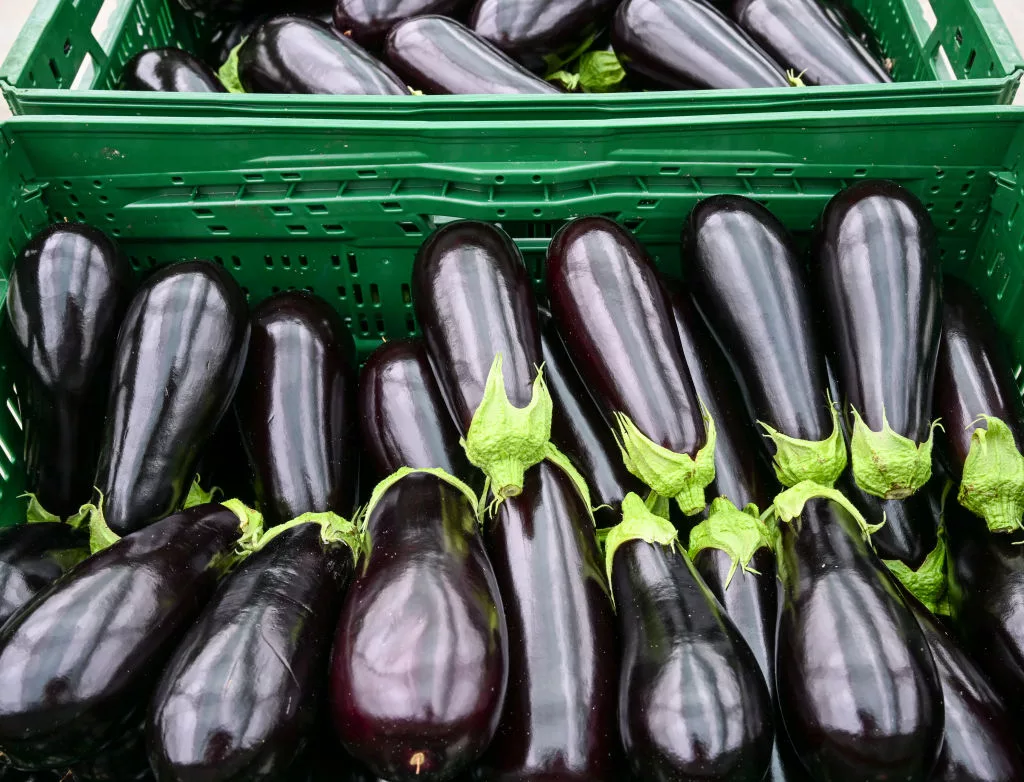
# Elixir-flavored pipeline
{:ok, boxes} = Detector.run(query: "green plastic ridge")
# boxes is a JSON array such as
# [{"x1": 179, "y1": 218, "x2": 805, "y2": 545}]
[
  {"x1": 688, "y1": 497, "x2": 772, "y2": 588},
  {"x1": 759, "y1": 399, "x2": 847, "y2": 488},
  {"x1": 603, "y1": 491, "x2": 680, "y2": 598},
  {"x1": 850, "y1": 407, "x2": 939, "y2": 500},
  {"x1": 957, "y1": 415, "x2": 1024, "y2": 534}
]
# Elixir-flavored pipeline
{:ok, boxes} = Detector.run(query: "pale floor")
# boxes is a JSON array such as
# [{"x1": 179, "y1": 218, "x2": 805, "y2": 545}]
[{"x1": 0, "y1": 0, "x2": 1022, "y2": 118}]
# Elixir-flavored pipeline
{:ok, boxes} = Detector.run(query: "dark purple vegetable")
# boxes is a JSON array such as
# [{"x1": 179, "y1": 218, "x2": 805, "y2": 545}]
[
  {"x1": 93, "y1": 261, "x2": 250, "y2": 536},
  {"x1": 934, "y1": 282, "x2": 1024, "y2": 534},
  {"x1": 6, "y1": 224, "x2": 131, "y2": 518},
  {"x1": 358, "y1": 338, "x2": 473, "y2": 482},
  {"x1": 68, "y1": 724, "x2": 152, "y2": 781},
  {"x1": 206, "y1": 13, "x2": 272, "y2": 67},
  {"x1": 470, "y1": 0, "x2": 618, "y2": 72},
  {"x1": 476, "y1": 462, "x2": 619, "y2": 781},
  {"x1": 612, "y1": 0, "x2": 789, "y2": 90},
  {"x1": 386, "y1": 16, "x2": 560, "y2": 94},
  {"x1": 0, "y1": 523, "x2": 89, "y2": 629},
  {"x1": 684, "y1": 195, "x2": 843, "y2": 488},
  {"x1": 120, "y1": 48, "x2": 227, "y2": 92},
  {"x1": 238, "y1": 16, "x2": 408, "y2": 94},
  {"x1": 547, "y1": 216, "x2": 713, "y2": 515},
  {"x1": 0, "y1": 504, "x2": 250, "y2": 770},
  {"x1": 539, "y1": 310, "x2": 645, "y2": 526},
  {"x1": 149, "y1": 521, "x2": 354, "y2": 781},
  {"x1": 235, "y1": 291, "x2": 357, "y2": 526},
  {"x1": 816, "y1": 180, "x2": 941, "y2": 500},
  {"x1": 731, "y1": 0, "x2": 891, "y2": 84},
  {"x1": 773, "y1": 488, "x2": 944, "y2": 781},
  {"x1": 335, "y1": 0, "x2": 471, "y2": 45}
]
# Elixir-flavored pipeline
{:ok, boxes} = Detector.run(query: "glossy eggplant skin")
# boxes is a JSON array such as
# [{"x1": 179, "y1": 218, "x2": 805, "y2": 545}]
[
  {"x1": 615, "y1": 539, "x2": 773, "y2": 781},
  {"x1": 236, "y1": 291, "x2": 357, "y2": 526},
  {"x1": 684, "y1": 195, "x2": 833, "y2": 443},
  {"x1": 95, "y1": 261, "x2": 249, "y2": 536},
  {"x1": 0, "y1": 523, "x2": 89, "y2": 629},
  {"x1": 358, "y1": 339, "x2": 473, "y2": 483},
  {"x1": 0, "y1": 504, "x2": 242, "y2": 770},
  {"x1": 149, "y1": 522, "x2": 350, "y2": 781},
  {"x1": 331, "y1": 473, "x2": 507, "y2": 781},
  {"x1": 841, "y1": 471, "x2": 940, "y2": 567},
  {"x1": 6, "y1": 224, "x2": 132, "y2": 518},
  {"x1": 477, "y1": 462, "x2": 619, "y2": 781},
  {"x1": 539, "y1": 311, "x2": 645, "y2": 527},
  {"x1": 945, "y1": 500, "x2": 1024, "y2": 725},
  {"x1": 816, "y1": 180, "x2": 941, "y2": 446},
  {"x1": 386, "y1": 16, "x2": 560, "y2": 95},
  {"x1": 732, "y1": 0, "x2": 891, "y2": 85},
  {"x1": 613, "y1": 0, "x2": 788, "y2": 90},
  {"x1": 547, "y1": 216, "x2": 705, "y2": 464},
  {"x1": 120, "y1": 48, "x2": 226, "y2": 92},
  {"x1": 238, "y1": 16, "x2": 408, "y2": 95},
  {"x1": 335, "y1": 0, "x2": 471, "y2": 46},
  {"x1": 470, "y1": 0, "x2": 618, "y2": 72},
  {"x1": 669, "y1": 290, "x2": 777, "y2": 511},
  {"x1": 934, "y1": 282, "x2": 1024, "y2": 478},
  {"x1": 413, "y1": 221, "x2": 541, "y2": 429},
  {"x1": 775, "y1": 497, "x2": 944, "y2": 781}
]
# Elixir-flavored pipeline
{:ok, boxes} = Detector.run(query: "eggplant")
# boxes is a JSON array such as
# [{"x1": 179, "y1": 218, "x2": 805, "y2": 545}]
[
  {"x1": 93, "y1": 261, "x2": 249, "y2": 536},
  {"x1": 335, "y1": 0, "x2": 471, "y2": 46},
  {"x1": 6, "y1": 224, "x2": 132, "y2": 519},
  {"x1": 120, "y1": 48, "x2": 227, "y2": 92},
  {"x1": 476, "y1": 462, "x2": 619, "y2": 781},
  {"x1": 235, "y1": 291, "x2": 357, "y2": 526},
  {"x1": 612, "y1": 0, "x2": 789, "y2": 90},
  {"x1": 816, "y1": 180, "x2": 941, "y2": 500},
  {"x1": 668, "y1": 289, "x2": 777, "y2": 511},
  {"x1": 358, "y1": 339, "x2": 473, "y2": 482},
  {"x1": 0, "y1": 523, "x2": 89, "y2": 629},
  {"x1": 547, "y1": 216, "x2": 714, "y2": 515},
  {"x1": 934, "y1": 282, "x2": 1024, "y2": 534},
  {"x1": 238, "y1": 16, "x2": 408, "y2": 94},
  {"x1": 900, "y1": 585, "x2": 1024, "y2": 781},
  {"x1": 539, "y1": 311, "x2": 646, "y2": 527},
  {"x1": 608, "y1": 494, "x2": 774, "y2": 782},
  {"x1": 206, "y1": 13, "x2": 272, "y2": 66},
  {"x1": 149, "y1": 519, "x2": 355, "y2": 781},
  {"x1": 386, "y1": 16, "x2": 560, "y2": 94},
  {"x1": 772, "y1": 485, "x2": 944, "y2": 781},
  {"x1": 684, "y1": 195, "x2": 844, "y2": 488},
  {"x1": 469, "y1": 0, "x2": 618, "y2": 72},
  {"x1": 731, "y1": 0, "x2": 891, "y2": 85},
  {"x1": 0, "y1": 503, "x2": 254, "y2": 770}
]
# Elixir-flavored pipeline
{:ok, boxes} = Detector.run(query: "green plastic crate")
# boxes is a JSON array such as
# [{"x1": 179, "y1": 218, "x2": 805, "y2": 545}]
[
  {"x1": 2, "y1": 105, "x2": 1024, "y2": 527},
  {"x1": 1, "y1": 0, "x2": 1022, "y2": 118}
]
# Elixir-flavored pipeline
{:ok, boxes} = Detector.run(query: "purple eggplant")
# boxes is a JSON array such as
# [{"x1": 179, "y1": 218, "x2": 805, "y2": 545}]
[
  {"x1": 816, "y1": 180, "x2": 941, "y2": 501},
  {"x1": 334, "y1": 0, "x2": 472, "y2": 46},
  {"x1": 539, "y1": 310, "x2": 645, "y2": 527},
  {"x1": 386, "y1": 16, "x2": 560, "y2": 94},
  {"x1": 683, "y1": 195, "x2": 845, "y2": 489},
  {"x1": 0, "y1": 504, "x2": 255, "y2": 770},
  {"x1": 120, "y1": 48, "x2": 227, "y2": 92},
  {"x1": 934, "y1": 282, "x2": 1024, "y2": 534},
  {"x1": 470, "y1": 0, "x2": 619, "y2": 72},
  {"x1": 93, "y1": 261, "x2": 250, "y2": 536},
  {"x1": 772, "y1": 486, "x2": 944, "y2": 781},
  {"x1": 547, "y1": 216, "x2": 714, "y2": 515},
  {"x1": 609, "y1": 494, "x2": 774, "y2": 781},
  {"x1": 6, "y1": 224, "x2": 132, "y2": 519},
  {"x1": 238, "y1": 16, "x2": 408, "y2": 94},
  {"x1": 235, "y1": 291, "x2": 357, "y2": 526},
  {"x1": 612, "y1": 0, "x2": 789, "y2": 90},
  {"x1": 0, "y1": 523, "x2": 89, "y2": 629},
  {"x1": 731, "y1": 0, "x2": 891, "y2": 85}
]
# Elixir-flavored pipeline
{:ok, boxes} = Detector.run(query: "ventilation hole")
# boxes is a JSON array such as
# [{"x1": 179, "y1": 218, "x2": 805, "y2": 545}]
[
  {"x1": 381, "y1": 201, "x2": 401, "y2": 212},
  {"x1": 774, "y1": 167, "x2": 795, "y2": 176},
  {"x1": 961, "y1": 183, "x2": 971, "y2": 194},
  {"x1": 936, "y1": 168, "x2": 946, "y2": 179},
  {"x1": 281, "y1": 255, "x2": 291, "y2": 268},
  {"x1": 358, "y1": 315, "x2": 370, "y2": 335},
  {"x1": 401, "y1": 283, "x2": 412, "y2": 305},
  {"x1": 496, "y1": 209, "x2": 507, "y2": 218},
  {"x1": 370, "y1": 283, "x2": 380, "y2": 305},
  {"x1": 495, "y1": 175, "x2": 505, "y2": 184},
  {"x1": 854, "y1": 168, "x2": 868, "y2": 177},
  {"x1": 243, "y1": 173, "x2": 264, "y2": 182},
  {"x1": 299, "y1": 255, "x2": 308, "y2": 267},
  {"x1": 104, "y1": 212, "x2": 115, "y2": 222},
  {"x1": 75, "y1": 211, "x2": 86, "y2": 220},
  {"x1": 63, "y1": 38, "x2": 72, "y2": 55},
  {"x1": 111, "y1": 229, "x2": 121, "y2": 237},
  {"x1": 306, "y1": 204, "x2": 328, "y2": 215},
  {"x1": 48, "y1": 58, "x2": 61, "y2": 82},
  {"x1": 955, "y1": 27, "x2": 963, "y2": 46},
  {"x1": 398, "y1": 221, "x2": 420, "y2": 235},
  {"x1": 531, "y1": 175, "x2": 542, "y2": 183},
  {"x1": 271, "y1": 206, "x2": 292, "y2": 216},
  {"x1": 98, "y1": 195, "x2": 108, "y2": 204},
  {"x1": 926, "y1": 202, "x2": 935, "y2": 210},
  {"x1": 331, "y1": 254, "x2": 341, "y2": 268},
  {"x1": 193, "y1": 208, "x2": 213, "y2": 218},
  {"x1": 623, "y1": 218, "x2": 643, "y2": 231},
  {"x1": 353, "y1": 285, "x2": 364, "y2": 304},
  {"x1": 947, "y1": 218, "x2": 958, "y2": 228},
  {"x1": 930, "y1": 185, "x2": 941, "y2": 194},
  {"x1": 406, "y1": 314, "x2": 416, "y2": 334},
  {"x1": 323, "y1": 224, "x2": 344, "y2": 234},
  {"x1": 146, "y1": 256, "x2": 157, "y2": 268},
  {"x1": 281, "y1": 172, "x2": 301, "y2": 181},
  {"x1": 264, "y1": 255, "x2": 274, "y2": 268},
  {"x1": 736, "y1": 167, "x2": 756, "y2": 176},
  {"x1": 68, "y1": 194, "x2": 79, "y2": 206},
  {"x1": 62, "y1": 180, "x2": 73, "y2": 189},
  {"x1": 171, "y1": 176, "x2": 184, "y2": 185},
  {"x1": 954, "y1": 201, "x2": 964, "y2": 212},
  {"x1": 375, "y1": 315, "x2": 386, "y2": 334},
  {"x1": 286, "y1": 225, "x2": 308, "y2": 235},
  {"x1": 231, "y1": 256, "x2": 241, "y2": 268},
  {"x1": 964, "y1": 49, "x2": 977, "y2": 73},
  {"x1": 966, "y1": 170, "x2": 977, "y2": 179},
  {"x1": 532, "y1": 209, "x2": 542, "y2": 217},
  {"x1": 357, "y1": 169, "x2": 377, "y2": 178},
  {"x1": 660, "y1": 167, "x2": 680, "y2": 175},
  {"x1": 92, "y1": 180, "x2": 102, "y2": 188},
  {"x1": 348, "y1": 252, "x2": 358, "y2": 274},
  {"x1": 637, "y1": 199, "x2": 659, "y2": 208},
  {"x1": 271, "y1": 286, "x2": 280, "y2": 294},
  {"x1": 337, "y1": 286, "x2": 347, "y2": 299},
  {"x1": 129, "y1": 255, "x2": 141, "y2": 269}
]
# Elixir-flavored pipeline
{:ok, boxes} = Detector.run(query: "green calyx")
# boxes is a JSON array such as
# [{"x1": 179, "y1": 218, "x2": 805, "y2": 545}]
[
  {"x1": 850, "y1": 408, "x2": 940, "y2": 500},
  {"x1": 217, "y1": 38, "x2": 247, "y2": 93},
  {"x1": 688, "y1": 498, "x2": 772, "y2": 588},
  {"x1": 462, "y1": 354, "x2": 553, "y2": 501},
  {"x1": 578, "y1": 51, "x2": 626, "y2": 93},
  {"x1": 85, "y1": 493, "x2": 118, "y2": 555},
  {"x1": 221, "y1": 498, "x2": 267, "y2": 554},
  {"x1": 957, "y1": 415, "x2": 1024, "y2": 534},
  {"x1": 760, "y1": 400, "x2": 847, "y2": 489},
  {"x1": 249, "y1": 509, "x2": 362, "y2": 565},
  {"x1": 22, "y1": 494, "x2": 93, "y2": 529},
  {"x1": 364, "y1": 466, "x2": 481, "y2": 533},
  {"x1": 613, "y1": 401, "x2": 717, "y2": 517},
  {"x1": 183, "y1": 475, "x2": 221, "y2": 509},
  {"x1": 603, "y1": 492, "x2": 680, "y2": 595},
  {"x1": 884, "y1": 535, "x2": 949, "y2": 616},
  {"x1": 786, "y1": 69, "x2": 807, "y2": 87},
  {"x1": 772, "y1": 480, "x2": 885, "y2": 542}
]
